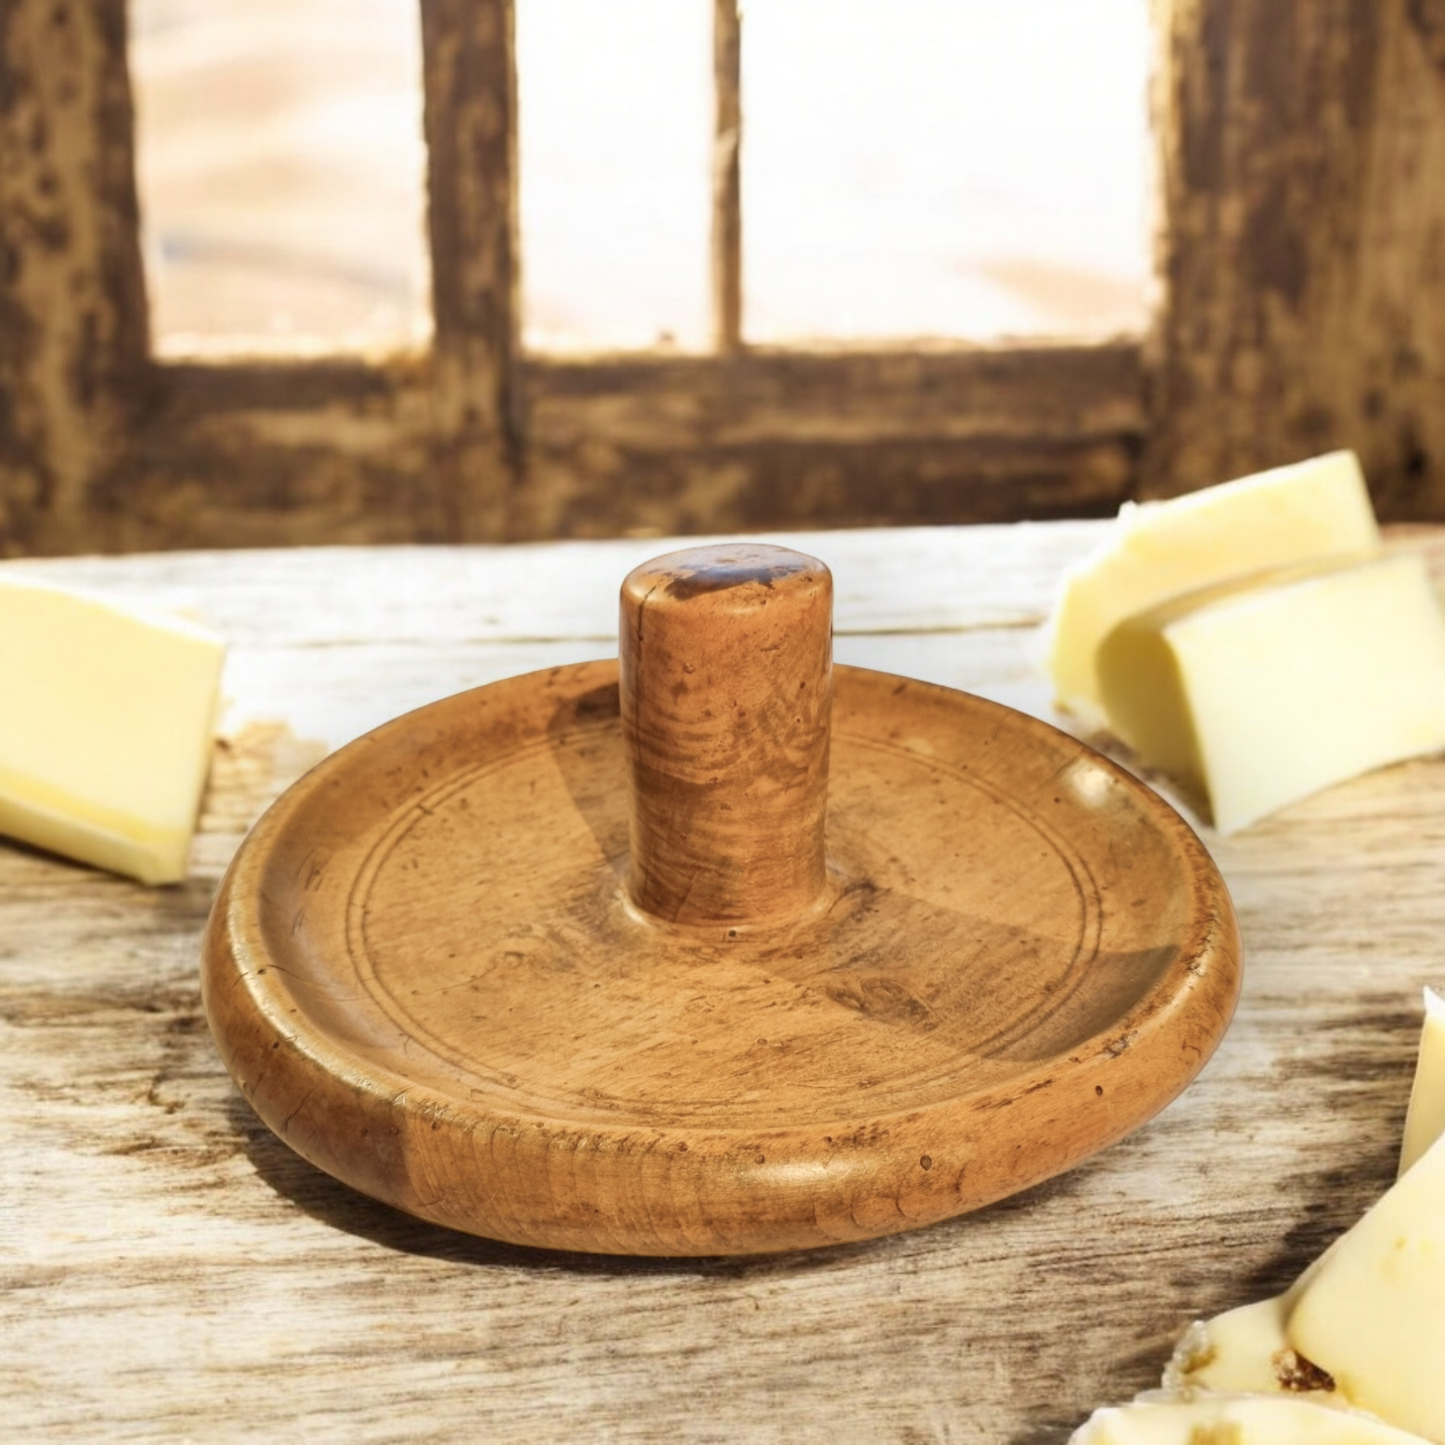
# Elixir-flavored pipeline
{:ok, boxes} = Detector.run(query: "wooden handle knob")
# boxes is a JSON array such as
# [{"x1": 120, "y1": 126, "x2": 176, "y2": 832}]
[{"x1": 619, "y1": 543, "x2": 833, "y2": 927}]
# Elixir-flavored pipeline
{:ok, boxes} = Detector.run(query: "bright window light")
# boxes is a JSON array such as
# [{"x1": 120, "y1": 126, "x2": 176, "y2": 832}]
[
  {"x1": 741, "y1": 0, "x2": 1153, "y2": 344},
  {"x1": 517, "y1": 0, "x2": 713, "y2": 354},
  {"x1": 131, "y1": 0, "x2": 429, "y2": 359}
]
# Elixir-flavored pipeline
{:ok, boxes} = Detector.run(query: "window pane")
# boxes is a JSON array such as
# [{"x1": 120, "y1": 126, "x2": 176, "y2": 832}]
[
  {"x1": 742, "y1": 0, "x2": 1151, "y2": 344},
  {"x1": 131, "y1": 0, "x2": 429, "y2": 358},
  {"x1": 518, "y1": 0, "x2": 712, "y2": 354}
]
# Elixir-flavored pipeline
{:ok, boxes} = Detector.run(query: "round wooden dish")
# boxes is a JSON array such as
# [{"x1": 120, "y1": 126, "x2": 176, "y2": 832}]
[{"x1": 202, "y1": 545, "x2": 1241, "y2": 1256}]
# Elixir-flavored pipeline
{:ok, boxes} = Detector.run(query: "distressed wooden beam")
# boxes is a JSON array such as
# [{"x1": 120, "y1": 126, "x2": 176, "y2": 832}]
[
  {"x1": 1147, "y1": 0, "x2": 1445, "y2": 519},
  {"x1": 712, "y1": 0, "x2": 743, "y2": 354},
  {"x1": 516, "y1": 342, "x2": 1144, "y2": 538},
  {"x1": 86, "y1": 359, "x2": 437, "y2": 552},
  {"x1": 0, "y1": 0, "x2": 150, "y2": 555},
  {"x1": 9, "y1": 342, "x2": 1140, "y2": 554},
  {"x1": 0, "y1": 0, "x2": 1145, "y2": 555},
  {"x1": 420, "y1": 0, "x2": 521, "y2": 541}
]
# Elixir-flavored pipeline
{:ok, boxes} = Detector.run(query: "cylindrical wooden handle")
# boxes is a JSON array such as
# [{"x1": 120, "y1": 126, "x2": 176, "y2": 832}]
[{"x1": 619, "y1": 543, "x2": 832, "y2": 927}]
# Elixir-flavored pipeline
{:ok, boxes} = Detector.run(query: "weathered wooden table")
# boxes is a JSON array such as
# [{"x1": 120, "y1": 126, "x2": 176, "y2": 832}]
[{"x1": 4, "y1": 523, "x2": 1442, "y2": 1442}]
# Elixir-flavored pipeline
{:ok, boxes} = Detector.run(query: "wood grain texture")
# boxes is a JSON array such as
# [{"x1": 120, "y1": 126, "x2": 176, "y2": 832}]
[
  {"x1": 17, "y1": 4, "x2": 1445, "y2": 552},
  {"x1": 0, "y1": 0, "x2": 149, "y2": 555},
  {"x1": 620, "y1": 545, "x2": 833, "y2": 925},
  {"x1": 1147, "y1": 0, "x2": 1445, "y2": 519},
  {"x1": 200, "y1": 655, "x2": 1239, "y2": 1255},
  {"x1": 7, "y1": 523, "x2": 1439, "y2": 1434},
  {"x1": 420, "y1": 0, "x2": 520, "y2": 541},
  {"x1": 712, "y1": 0, "x2": 743, "y2": 354},
  {"x1": 0, "y1": 341, "x2": 1144, "y2": 553},
  {"x1": 514, "y1": 343, "x2": 1144, "y2": 539},
  {"x1": 0, "y1": 0, "x2": 1139, "y2": 551},
  {"x1": 93, "y1": 358, "x2": 441, "y2": 551}
]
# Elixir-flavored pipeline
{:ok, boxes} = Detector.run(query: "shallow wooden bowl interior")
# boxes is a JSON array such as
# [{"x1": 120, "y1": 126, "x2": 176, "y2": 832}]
[{"x1": 202, "y1": 661, "x2": 1240, "y2": 1256}]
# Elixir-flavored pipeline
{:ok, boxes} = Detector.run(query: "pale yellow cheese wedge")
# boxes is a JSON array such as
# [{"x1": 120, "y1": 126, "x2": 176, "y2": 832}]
[
  {"x1": 1096, "y1": 553, "x2": 1445, "y2": 833},
  {"x1": 1399, "y1": 987, "x2": 1445, "y2": 1177},
  {"x1": 0, "y1": 574, "x2": 225, "y2": 884},
  {"x1": 1165, "y1": 987, "x2": 1445, "y2": 1417},
  {"x1": 1071, "y1": 1395, "x2": 1430, "y2": 1445},
  {"x1": 1285, "y1": 1130, "x2": 1445, "y2": 1443},
  {"x1": 1044, "y1": 450, "x2": 1380, "y2": 720}
]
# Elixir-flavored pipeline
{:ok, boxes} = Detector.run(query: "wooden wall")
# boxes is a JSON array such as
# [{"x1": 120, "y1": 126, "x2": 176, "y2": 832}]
[
  {"x1": 3, "y1": 0, "x2": 1445, "y2": 555},
  {"x1": 1147, "y1": 0, "x2": 1445, "y2": 513}
]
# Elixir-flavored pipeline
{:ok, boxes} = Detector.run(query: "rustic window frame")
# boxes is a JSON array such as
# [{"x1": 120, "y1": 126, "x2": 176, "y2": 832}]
[{"x1": 3, "y1": 1, "x2": 1437, "y2": 557}]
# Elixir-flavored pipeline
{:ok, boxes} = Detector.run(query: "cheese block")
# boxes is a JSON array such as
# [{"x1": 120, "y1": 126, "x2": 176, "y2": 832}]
[
  {"x1": 1285, "y1": 1131, "x2": 1445, "y2": 1443},
  {"x1": 1044, "y1": 450, "x2": 1380, "y2": 720},
  {"x1": 1399, "y1": 987, "x2": 1445, "y2": 1177},
  {"x1": 1096, "y1": 553, "x2": 1445, "y2": 833},
  {"x1": 1070, "y1": 1396, "x2": 1430, "y2": 1444},
  {"x1": 0, "y1": 574, "x2": 226, "y2": 884}
]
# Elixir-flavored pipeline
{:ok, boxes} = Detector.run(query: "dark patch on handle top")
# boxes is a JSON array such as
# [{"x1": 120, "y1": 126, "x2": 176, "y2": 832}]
[{"x1": 663, "y1": 558, "x2": 811, "y2": 602}]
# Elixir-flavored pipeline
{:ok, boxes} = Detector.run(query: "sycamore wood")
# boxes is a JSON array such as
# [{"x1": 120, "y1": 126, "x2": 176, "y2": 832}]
[
  {"x1": 199, "y1": 543, "x2": 1239, "y2": 1256},
  {"x1": 620, "y1": 544, "x2": 833, "y2": 925}
]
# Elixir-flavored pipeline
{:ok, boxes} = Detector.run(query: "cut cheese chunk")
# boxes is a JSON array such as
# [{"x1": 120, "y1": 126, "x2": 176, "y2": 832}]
[
  {"x1": 1285, "y1": 1131, "x2": 1445, "y2": 1443},
  {"x1": 1096, "y1": 553, "x2": 1445, "y2": 833},
  {"x1": 1165, "y1": 1294, "x2": 1344, "y2": 1402},
  {"x1": 1161, "y1": 984, "x2": 1445, "y2": 1420},
  {"x1": 0, "y1": 574, "x2": 225, "y2": 884},
  {"x1": 1163, "y1": 1234, "x2": 1348, "y2": 1403},
  {"x1": 1044, "y1": 450, "x2": 1380, "y2": 719},
  {"x1": 1071, "y1": 1396, "x2": 1430, "y2": 1444},
  {"x1": 1399, "y1": 987, "x2": 1445, "y2": 1177},
  {"x1": 1165, "y1": 1297, "x2": 1289, "y2": 1395},
  {"x1": 1082, "y1": 991, "x2": 1445, "y2": 1445}
]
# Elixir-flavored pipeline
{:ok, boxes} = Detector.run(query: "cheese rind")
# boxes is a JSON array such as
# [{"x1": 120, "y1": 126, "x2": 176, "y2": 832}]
[
  {"x1": 1285, "y1": 1132, "x2": 1445, "y2": 1443},
  {"x1": 1071, "y1": 1395, "x2": 1431, "y2": 1444},
  {"x1": 1044, "y1": 450, "x2": 1380, "y2": 718},
  {"x1": 1096, "y1": 554, "x2": 1445, "y2": 833},
  {"x1": 1399, "y1": 987, "x2": 1445, "y2": 1177},
  {"x1": 0, "y1": 574, "x2": 225, "y2": 884}
]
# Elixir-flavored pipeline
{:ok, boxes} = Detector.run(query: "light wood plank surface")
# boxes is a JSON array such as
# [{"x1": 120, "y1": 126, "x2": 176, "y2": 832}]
[{"x1": 4, "y1": 523, "x2": 1443, "y2": 1442}]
